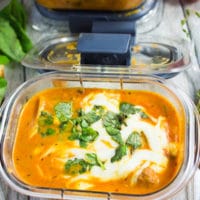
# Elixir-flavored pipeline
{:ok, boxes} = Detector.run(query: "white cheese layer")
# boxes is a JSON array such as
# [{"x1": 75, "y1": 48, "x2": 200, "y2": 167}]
[{"x1": 64, "y1": 92, "x2": 171, "y2": 189}]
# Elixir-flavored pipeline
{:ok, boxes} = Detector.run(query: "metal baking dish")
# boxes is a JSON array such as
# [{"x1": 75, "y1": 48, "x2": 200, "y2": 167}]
[{"x1": 0, "y1": 71, "x2": 199, "y2": 200}]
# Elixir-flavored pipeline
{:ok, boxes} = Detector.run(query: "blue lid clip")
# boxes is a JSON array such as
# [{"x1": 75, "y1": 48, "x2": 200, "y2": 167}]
[{"x1": 77, "y1": 33, "x2": 132, "y2": 66}]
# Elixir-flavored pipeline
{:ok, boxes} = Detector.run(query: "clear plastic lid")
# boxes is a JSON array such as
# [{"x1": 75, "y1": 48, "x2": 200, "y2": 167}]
[{"x1": 22, "y1": 34, "x2": 191, "y2": 79}]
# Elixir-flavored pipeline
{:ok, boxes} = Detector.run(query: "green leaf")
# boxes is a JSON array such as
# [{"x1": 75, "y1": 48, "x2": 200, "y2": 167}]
[
  {"x1": 0, "y1": 0, "x2": 26, "y2": 29},
  {"x1": 85, "y1": 153, "x2": 105, "y2": 169},
  {"x1": 103, "y1": 111, "x2": 121, "y2": 129},
  {"x1": 126, "y1": 131, "x2": 142, "y2": 150},
  {"x1": 64, "y1": 158, "x2": 88, "y2": 175},
  {"x1": 54, "y1": 102, "x2": 72, "y2": 122},
  {"x1": 41, "y1": 128, "x2": 56, "y2": 137},
  {"x1": 8, "y1": 15, "x2": 33, "y2": 53},
  {"x1": 0, "y1": 17, "x2": 25, "y2": 62},
  {"x1": 0, "y1": 55, "x2": 10, "y2": 65},
  {"x1": 81, "y1": 127, "x2": 98, "y2": 141},
  {"x1": 0, "y1": 77, "x2": 7, "y2": 104},
  {"x1": 120, "y1": 102, "x2": 141, "y2": 115},
  {"x1": 38, "y1": 111, "x2": 54, "y2": 126},
  {"x1": 111, "y1": 145, "x2": 127, "y2": 163}
]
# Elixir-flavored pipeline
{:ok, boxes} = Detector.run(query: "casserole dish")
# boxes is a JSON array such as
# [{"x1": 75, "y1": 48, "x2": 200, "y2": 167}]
[{"x1": 0, "y1": 71, "x2": 199, "y2": 200}]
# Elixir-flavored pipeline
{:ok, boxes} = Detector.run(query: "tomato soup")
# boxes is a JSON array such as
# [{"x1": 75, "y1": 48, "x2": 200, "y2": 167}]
[{"x1": 13, "y1": 87, "x2": 185, "y2": 194}]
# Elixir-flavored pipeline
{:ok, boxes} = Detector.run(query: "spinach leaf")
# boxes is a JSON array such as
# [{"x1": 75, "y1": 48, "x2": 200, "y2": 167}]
[
  {"x1": 111, "y1": 144, "x2": 127, "y2": 163},
  {"x1": 8, "y1": 15, "x2": 33, "y2": 53},
  {"x1": 0, "y1": 17, "x2": 25, "y2": 62},
  {"x1": 0, "y1": 55, "x2": 10, "y2": 65},
  {"x1": 0, "y1": 0, "x2": 33, "y2": 64},
  {"x1": 126, "y1": 131, "x2": 142, "y2": 150},
  {"x1": 65, "y1": 158, "x2": 88, "y2": 175},
  {"x1": 54, "y1": 102, "x2": 72, "y2": 122},
  {"x1": 0, "y1": 77, "x2": 7, "y2": 104}
]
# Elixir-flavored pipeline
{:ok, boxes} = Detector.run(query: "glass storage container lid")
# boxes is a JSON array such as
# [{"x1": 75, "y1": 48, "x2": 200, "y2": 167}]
[
  {"x1": 30, "y1": 0, "x2": 163, "y2": 34},
  {"x1": 22, "y1": 34, "x2": 191, "y2": 79},
  {"x1": 0, "y1": 71, "x2": 199, "y2": 200}
]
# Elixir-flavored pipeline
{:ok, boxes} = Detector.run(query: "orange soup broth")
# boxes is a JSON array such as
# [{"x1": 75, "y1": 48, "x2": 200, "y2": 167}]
[
  {"x1": 36, "y1": 0, "x2": 144, "y2": 11},
  {"x1": 12, "y1": 87, "x2": 185, "y2": 195}
]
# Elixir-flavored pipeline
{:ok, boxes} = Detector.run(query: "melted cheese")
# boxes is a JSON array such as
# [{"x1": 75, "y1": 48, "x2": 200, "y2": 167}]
[{"x1": 66, "y1": 92, "x2": 170, "y2": 189}]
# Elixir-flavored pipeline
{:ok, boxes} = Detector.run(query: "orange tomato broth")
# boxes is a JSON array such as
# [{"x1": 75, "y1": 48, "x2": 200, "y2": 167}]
[
  {"x1": 12, "y1": 87, "x2": 185, "y2": 195},
  {"x1": 36, "y1": 0, "x2": 144, "y2": 11}
]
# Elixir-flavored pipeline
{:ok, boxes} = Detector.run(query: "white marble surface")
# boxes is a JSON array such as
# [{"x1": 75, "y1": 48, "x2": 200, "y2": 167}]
[{"x1": 1, "y1": 0, "x2": 200, "y2": 199}]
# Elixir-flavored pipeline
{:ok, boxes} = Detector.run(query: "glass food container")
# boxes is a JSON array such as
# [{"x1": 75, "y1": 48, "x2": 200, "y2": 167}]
[
  {"x1": 0, "y1": 71, "x2": 199, "y2": 200},
  {"x1": 29, "y1": 0, "x2": 163, "y2": 34},
  {"x1": 36, "y1": 0, "x2": 145, "y2": 11}
]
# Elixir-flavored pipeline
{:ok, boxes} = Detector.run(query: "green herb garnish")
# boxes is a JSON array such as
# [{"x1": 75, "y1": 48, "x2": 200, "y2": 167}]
[
  {"x1": 65, "y1": 158, "x2": 88, "y2": 175},
  {"x1": 65, "y1": 153, "x2": 104, "y2": 175},
  {"x1": 126, "y1": 131, "x2": 142, "y2": 150},
  {"x1": 54, "y1": 102, "x2": 72, "y2": 122},
  {"x1": 85, "y1": 153, "x2": 105, "y2": 169},
  {"x1": 41, "y1": 128, "x2": 56, "y2": 137},
  {"x1": 38, "y1": 111, "x2": 54, "y2": 126},
  {"x1": 111, "y1": 144, "x2": 127, "y2": 163}
]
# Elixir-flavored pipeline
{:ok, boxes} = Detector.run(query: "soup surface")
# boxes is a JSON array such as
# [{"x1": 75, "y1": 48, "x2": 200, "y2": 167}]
[
  {"x1": 36, "y1": 0, "x2": 144, "y2": 11},
  {"x1": 13, "y1": 87, "x2": 184, "y2": 195}
]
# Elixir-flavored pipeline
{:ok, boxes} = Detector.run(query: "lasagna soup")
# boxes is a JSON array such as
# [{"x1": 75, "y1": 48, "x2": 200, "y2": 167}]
[{"x1": 13, "y1": 87, "x2": 184, "y2": 194}]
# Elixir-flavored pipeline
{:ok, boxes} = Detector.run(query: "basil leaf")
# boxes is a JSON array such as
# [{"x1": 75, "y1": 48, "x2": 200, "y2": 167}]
[
  {"x1": 111, "y1": 145, "x2": 127, "y2": 163},
  {"x1": 38, "y1": 111, "x2": 54, "y2": 126},
  {"x1": 81, "y1": 127, "x2": 98, "y2": 141},
  {"x1": 65, "y1": 158, "x2": 88, "y2": 175},
  {"x1": 105, "y1": 127, "x2": 123, "y2": 145},
  {"x1": 126, "y1": 131, "x2": 142, "y2": 150},
  {"x1": 103, "y1": 111, "x2": 121, "y2": 129},
  {"x1": 85, "y1": 153, "x2": 105, "y2": 169},
  {"x1": 120, "y1": 102, "x2": 141, "y2": 115},
  {"x1": 54, "y1": 102, "x2": 72, "y2": 122}
]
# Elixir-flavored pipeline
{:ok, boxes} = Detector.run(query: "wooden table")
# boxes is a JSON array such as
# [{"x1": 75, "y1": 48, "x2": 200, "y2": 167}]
[{"x1": 1, "y1": 0, "x2": 200, "y2": 199}]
